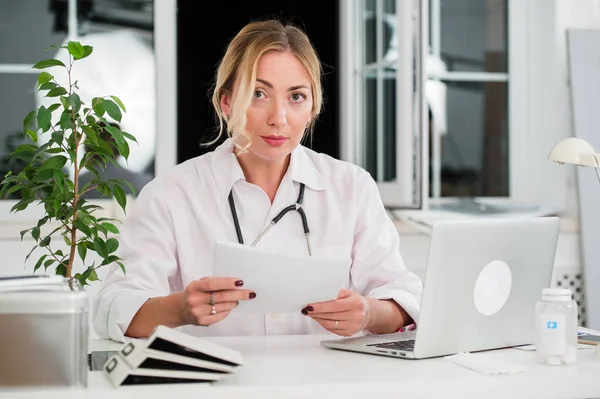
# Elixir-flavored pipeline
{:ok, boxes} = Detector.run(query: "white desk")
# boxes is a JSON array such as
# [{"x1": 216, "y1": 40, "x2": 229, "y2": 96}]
[{"x1": 1, "y1": 334, "x2": 599, "y2": 399}]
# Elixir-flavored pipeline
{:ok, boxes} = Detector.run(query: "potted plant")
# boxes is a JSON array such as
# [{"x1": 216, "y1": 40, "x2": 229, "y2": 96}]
[{"x1": 0, "y1": 40, "x2": 137, "y2": 285}]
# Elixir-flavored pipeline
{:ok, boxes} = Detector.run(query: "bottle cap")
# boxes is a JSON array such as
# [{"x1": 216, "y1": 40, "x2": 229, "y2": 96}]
[{"x1": 542, "y1": 288, "x2": 572, "y2": 302}]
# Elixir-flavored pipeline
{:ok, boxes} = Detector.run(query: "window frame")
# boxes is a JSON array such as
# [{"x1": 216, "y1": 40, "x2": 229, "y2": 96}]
[
  {"x1": 0, "y1": 0, "x2": 177, "y2": 223},
  {"x1": 340, "y1": 0, "x2": 429, "y2": 210},
  {"x1": 340, "y1": 0, "x2": 540, "y2": 209}
]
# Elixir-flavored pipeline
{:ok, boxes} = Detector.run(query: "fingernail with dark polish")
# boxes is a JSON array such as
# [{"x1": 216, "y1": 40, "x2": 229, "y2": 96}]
[
  {"x1": 249, "y1": 292, "x2": 256, "y2": 299},
  {"x1": 305, "y1": 306, "x2": 313, "y2": 312},
  {"x1": 301, "y1": 309, "x2": 308, "y2": 315},
  {"x1": 235, "y1": 280, "x2": 244, "y2": 287}
]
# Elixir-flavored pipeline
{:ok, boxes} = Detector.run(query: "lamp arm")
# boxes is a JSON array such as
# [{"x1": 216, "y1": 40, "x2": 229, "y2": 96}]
[{"x1": 592, "y1": 154, "x2": 600, "y2": 185}]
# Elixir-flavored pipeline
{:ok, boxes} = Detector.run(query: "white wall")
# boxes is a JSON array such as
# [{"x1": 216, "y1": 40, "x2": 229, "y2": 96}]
[{"x1": 524, "y1": 0, "x2": 600, "y2": 214}]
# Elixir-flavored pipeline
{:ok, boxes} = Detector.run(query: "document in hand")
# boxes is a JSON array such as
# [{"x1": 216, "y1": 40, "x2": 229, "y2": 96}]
[
  {"x1": 103, "y1": 325, "x2": 244, "y2": 387},
  {"x1": 212, "y1": 240, "x2": 351, "y2": 314}
]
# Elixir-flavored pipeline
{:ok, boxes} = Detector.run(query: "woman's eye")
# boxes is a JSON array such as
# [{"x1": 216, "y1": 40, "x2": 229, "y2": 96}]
[
  {"x1": 290, "y1": 92, "x2": 306, "y2": 102},
  {"x1": 254, "y1": 90, "x2": 265, "y2": 99}
]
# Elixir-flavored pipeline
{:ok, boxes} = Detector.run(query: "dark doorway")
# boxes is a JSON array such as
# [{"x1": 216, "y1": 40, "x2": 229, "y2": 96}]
[{"x1": 176, "y1": 1, "x2": 340, "y2": 164}]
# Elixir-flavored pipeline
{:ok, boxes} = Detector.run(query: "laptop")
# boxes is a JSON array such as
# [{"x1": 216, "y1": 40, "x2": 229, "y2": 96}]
[{"x1": 321, "y1": 216, "x2": 561, "y2": 359}]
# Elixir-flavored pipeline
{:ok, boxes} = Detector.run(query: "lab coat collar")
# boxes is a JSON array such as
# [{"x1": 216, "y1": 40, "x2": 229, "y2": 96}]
[{"x1": 212, "y1": 138, "x2": 328, "y2": 201}]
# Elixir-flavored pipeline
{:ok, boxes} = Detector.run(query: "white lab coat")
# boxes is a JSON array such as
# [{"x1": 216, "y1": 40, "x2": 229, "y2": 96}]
[{"x1": 93, "y1": 139, "x2": 423, "y2": 342}]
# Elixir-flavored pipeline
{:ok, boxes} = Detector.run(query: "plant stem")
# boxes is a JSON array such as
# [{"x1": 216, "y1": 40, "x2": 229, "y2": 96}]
[{"x1": 66, "y1": 57, "x2": 78, "y2": 279}]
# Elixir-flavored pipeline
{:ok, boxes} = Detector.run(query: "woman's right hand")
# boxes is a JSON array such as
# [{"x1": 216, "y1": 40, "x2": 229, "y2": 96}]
[{"x1": 180, "y1": 277, "x2": 256, "y2": 327}]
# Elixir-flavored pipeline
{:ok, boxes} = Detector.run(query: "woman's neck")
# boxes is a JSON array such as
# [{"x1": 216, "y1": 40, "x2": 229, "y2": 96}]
[{"x1": 235, "y1": 150, "x2": 290, "y2": 203}]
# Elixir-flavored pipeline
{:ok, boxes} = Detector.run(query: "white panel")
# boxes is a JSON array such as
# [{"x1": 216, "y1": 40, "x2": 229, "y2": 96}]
[
  {"x1": 154, "y1": 0, "x2": 178, "y2": 175},
  {"x1": 566, "y1": 28, "x2": 600, "y2": 329}
]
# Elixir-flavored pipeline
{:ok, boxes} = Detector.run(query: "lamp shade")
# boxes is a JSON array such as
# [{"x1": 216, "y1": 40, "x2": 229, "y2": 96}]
[{"x1": 548, "y1": 137, "x2": 600, "y2": 167}]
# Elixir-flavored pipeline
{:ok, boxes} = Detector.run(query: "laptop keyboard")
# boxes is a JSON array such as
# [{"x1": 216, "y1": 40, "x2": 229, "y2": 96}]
[{"x1": 367, "y1": 339, "x2": 415, "y2": 352}]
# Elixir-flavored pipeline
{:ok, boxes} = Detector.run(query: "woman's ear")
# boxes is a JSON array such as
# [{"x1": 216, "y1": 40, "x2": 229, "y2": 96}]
[{"x1": 220, "y1": 93, "x2": 232, "y2": 119}]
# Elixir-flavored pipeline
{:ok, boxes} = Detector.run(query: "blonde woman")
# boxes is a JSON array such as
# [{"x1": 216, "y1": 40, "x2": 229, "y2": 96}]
[{"x1": 93, "y1": 19, "x2": 423, "y2": 342}]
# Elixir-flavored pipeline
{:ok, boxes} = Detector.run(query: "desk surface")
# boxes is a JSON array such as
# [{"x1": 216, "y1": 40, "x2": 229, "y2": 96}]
[{"x1": 1, "y1": 334, "x2": 599, "y2": 399}]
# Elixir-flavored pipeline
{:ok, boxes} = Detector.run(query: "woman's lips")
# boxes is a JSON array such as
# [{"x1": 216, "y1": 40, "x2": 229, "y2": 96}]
[{"x1": 260, "y1": 136, "x2": 288, "y2": 147}]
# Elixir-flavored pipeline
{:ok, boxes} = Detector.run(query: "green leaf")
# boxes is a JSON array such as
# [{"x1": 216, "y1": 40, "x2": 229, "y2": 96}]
[
  {"x1": 5, "y1": 184, "x2": 23, "y2": 197},
  {"x1": 101, "y1": 222, "x2": 119, "y2": 234},
  {"x1": 81, "y1": 126, "x2": 98, "y2": 145},
  {"x1": 67, "y1": 41, "x2": 85, "y2": 59},
  {"x1": 37, "y1": 217, "x2": 49, "y2": 228},
  {"x1": 37, "y1": 106, "x2": 52, "y2": 132},
  {"x1": 47, "y1": 103, "x2": 61, "y2": 113},
  {"x1": 110, "y1": 95, "x2": 126, "y2": 112},
  {"x1": 23, "y1": 110, "x2": 36, "y2": 132},
  {"x1": 20, "y1": 229, "x2": 29, "y2": 241},
  {"x1": 81, "y1": 45, "x2": 93, "y2": 59},
  {"x1": 55, "y1": 264, "x2": 67, "y2": 277},
  {"x1": 53, "y1": 169, "x2": 65, "y2": 188},
  {"x1": 73, "y1": 219, "x2": 92, "y2": 237},
  {"x1": 44, "y1": 259, "x2": 55, "y2": 270},
  {"x1": 39, "y1": 236, "x2": 51, "y2": 247},
  {"x1": 32, "y1": 59, "x2": 66, "y2": 69},
  {"x1": 25, "y1": 130, "x2": 38, "y2": 142},
  {"x1": 51, "y1": 131, "x2": 65, "y2": 146},
  {"x1": 33, "y1": 168, "x2": 55, "y2": 182},
  {"x1": 77, "y1": 242, "x2": 87, "y2": 262},
  {"x1": 113, "y1": 185, "x2": 126, "y2": 212},
  {"x1": 37, "y1": 71, "x2": 53, "y2": 87},
  {"x1": 102, "y1": 100, "x2": 122, "y2": 122},
  {"x1": 31, "y1": 141, "x2": 51, "y2": 161},
  {"x1": 33, "y1": 254, "x2": 48, "y2": 272},
  {"x1": 94, "y1": 237, "x2": 108, "y2": 258},
  {"x1": 53, "y1": 199, "x2": 60, "y2": 215},
  {"x1": 104, "y1": 125, "x2": 124, "y2": 144},
  {"x1": 11, "y1": 198, "x2": 34, "y2": 212},
  {"x1": 74, "y1": 273, "x2": 85, "y2": 286},
  {"x1": 68, "y1": 92, "x2": 82, "y2": 113},
  {"x1": 92, "y1": 99, "x2": 105, "y2": 117},
  {"x1": 47, "y1": 87, "x2": 68, "y2": 97},
  {"x1": 121, "y1": 131, "x2": 138, "y2": 144},
  {"x1": 63, "y1": 234, "x2": 72, "y2": 246},
  {"x1": 117, "y1": 261, "x2": 126, "y2": 275},
  {"x1": 106, "y1": 238, "x2": 119, "y2": 254},
  {"x1": 116, "y1": 139, "x2": 130, "y2": 160},
  {"x1": 88, "y1": 269, "x2": 99, "y2": 281},
  {"x1": 40, "y1": 155, "x2": 67, "y2": 170},
  {"x1": 32, "y1": 227, "x2": 40, "y2": 241},
  {"x1": 123, "y1": 180, "x2": 137, "y2": 197},
  {"x1": 38, "y1": 82, "x2": 57, "y2": 91},
  {"x1": 25, "y1": 245, "x2": 38, "y2": 262}
]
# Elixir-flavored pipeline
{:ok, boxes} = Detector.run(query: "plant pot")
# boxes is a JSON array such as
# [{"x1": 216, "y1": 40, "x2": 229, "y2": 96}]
[{"x1": 0, "y1": 277, "x2": 89, "y2": 389}]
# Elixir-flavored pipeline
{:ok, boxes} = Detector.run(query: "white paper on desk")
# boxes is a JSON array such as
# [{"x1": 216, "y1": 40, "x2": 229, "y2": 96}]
[{"x1": 212, "y1": 241, "x2": 351, "y2": 314}]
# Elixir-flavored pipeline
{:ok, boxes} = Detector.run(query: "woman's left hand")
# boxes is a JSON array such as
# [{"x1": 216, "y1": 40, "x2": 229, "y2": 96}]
[{"x1": 302, "y1": 288, "x2": 373, "y2": 337}]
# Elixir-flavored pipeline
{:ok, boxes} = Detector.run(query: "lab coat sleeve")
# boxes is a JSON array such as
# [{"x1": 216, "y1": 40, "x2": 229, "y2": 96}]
[
  {"x1": 349, "y1": 171, "x2": 423, "y2": 324},
  {"x1": 92, "y1": 179, "x2": 179, "y2": 342}
]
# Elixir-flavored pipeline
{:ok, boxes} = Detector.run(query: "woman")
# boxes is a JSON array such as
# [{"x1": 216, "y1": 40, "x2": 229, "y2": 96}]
[{"x1": 93, "y1": 19, "x2": 422, "y2": 342}]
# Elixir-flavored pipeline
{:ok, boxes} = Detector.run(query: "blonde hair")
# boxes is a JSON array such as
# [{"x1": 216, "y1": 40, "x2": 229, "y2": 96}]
[{"x1": 208, "y1": 19, "x2": 323, "y2": 152}]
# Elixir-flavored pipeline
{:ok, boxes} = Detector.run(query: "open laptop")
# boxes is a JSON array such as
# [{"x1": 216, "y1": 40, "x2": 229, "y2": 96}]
[{"x1": 321, "y1": 216, "x2": 561, "y2": 359}]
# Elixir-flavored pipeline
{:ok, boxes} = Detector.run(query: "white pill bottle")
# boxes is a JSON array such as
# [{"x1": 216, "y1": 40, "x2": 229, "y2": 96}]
[{"x1": 534, "y1": 288, "x2": 578, "y2": 365}]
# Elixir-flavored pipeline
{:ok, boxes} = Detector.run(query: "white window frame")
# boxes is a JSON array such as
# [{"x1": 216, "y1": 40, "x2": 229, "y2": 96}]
[
  {"x1": 340, "y1": 0, "x2": 429, "y2": 209},
  {"x1": 340, "y1": 0, "x2": 553, "y2": 210},
  {"x1": 0, "y1": 0, "x2": 177, "y2": 223}
]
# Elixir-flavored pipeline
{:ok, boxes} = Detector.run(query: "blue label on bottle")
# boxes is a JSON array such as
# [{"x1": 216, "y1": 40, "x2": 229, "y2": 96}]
[{"x1": 547, "y1": 321, "x2": 558, "y2": 329}]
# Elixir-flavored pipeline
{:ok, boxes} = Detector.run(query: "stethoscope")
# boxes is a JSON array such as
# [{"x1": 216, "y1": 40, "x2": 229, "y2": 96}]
[{"x1": 228, "y1": 183, "x2": 312, "y2": 256}]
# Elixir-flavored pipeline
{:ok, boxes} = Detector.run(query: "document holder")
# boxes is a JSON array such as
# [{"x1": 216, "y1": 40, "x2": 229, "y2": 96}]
[{"x1": 0, "y1": 278, "x2": 89, "y2": 388}]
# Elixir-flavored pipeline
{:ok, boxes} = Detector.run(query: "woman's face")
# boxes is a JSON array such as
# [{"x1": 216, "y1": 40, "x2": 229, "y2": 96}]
[{"x1": 221, "y1": 51, "x2": 313, "y2": 163}]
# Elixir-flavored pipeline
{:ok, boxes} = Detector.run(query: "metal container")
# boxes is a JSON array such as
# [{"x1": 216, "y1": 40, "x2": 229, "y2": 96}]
[{"x1": 0, "y1": 278, "x2": 89, "y2": 388}]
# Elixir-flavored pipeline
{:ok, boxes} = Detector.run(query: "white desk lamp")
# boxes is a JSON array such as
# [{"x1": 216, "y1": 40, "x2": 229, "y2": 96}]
[{"x1": 548, "y1": 138, "x2": 600, "y2": 184}]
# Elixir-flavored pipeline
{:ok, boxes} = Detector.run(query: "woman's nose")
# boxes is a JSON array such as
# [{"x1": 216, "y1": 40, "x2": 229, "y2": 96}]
[{"x1": 267, "y1": 102, "x2": 287, "y2": 128}]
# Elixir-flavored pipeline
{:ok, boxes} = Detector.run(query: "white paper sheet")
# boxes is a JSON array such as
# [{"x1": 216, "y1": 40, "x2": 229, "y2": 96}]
[{"x1": 211, "y1": 241, "x2": 351, "y2": 314}]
